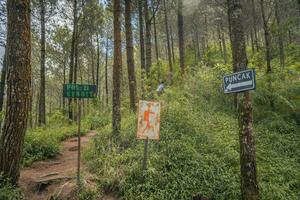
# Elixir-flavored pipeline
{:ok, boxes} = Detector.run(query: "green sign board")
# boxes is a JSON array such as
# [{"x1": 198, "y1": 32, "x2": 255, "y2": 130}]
[{"x1": 63, "y1": 84, "x2": 97, "y2": 99}]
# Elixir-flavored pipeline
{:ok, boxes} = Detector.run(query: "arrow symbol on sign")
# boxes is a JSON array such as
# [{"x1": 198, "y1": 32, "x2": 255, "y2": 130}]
[{"x1": 226, "y1": 80, "x2": 253, "y2": 92}]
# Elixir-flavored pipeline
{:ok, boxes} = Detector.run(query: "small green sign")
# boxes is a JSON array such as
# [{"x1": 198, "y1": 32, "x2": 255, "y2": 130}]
[{"x1": 63, "y1": 84, "x2": 97, "y2": 99}]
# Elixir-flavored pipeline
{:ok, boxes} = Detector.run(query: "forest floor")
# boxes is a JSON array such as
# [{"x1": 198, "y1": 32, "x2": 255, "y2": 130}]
[{"x1": 18, "y1": 131, "x2": 117, "y2": 200}]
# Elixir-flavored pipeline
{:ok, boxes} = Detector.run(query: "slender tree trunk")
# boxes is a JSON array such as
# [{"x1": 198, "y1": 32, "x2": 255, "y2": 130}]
[
  {"x1": 275, "y1": 0, "x2": 285, "y2": 69},
  {"x1": 68, "y1": 0, "x2": 77, "y2": 120},
  {"x1": 260, "y1": 0, "x2": 272, "y2": 73},
  {"x1": 91, "y1": 43, "x2": 96, "y2": 85},
  {"x1": 96, "y1": 36, "x2": 100, "y2": 96},
  {"x1": 105, "y1": 36, "x2": 109, "y2": 106},
  {"x1": 138, "y1": 0, "x2": 146, "y2": 98},
  {"x1": 144, "y1": 0, "x2": 152, "y2": 75},
  {"x1": 163, "y1": 0, "x2": 173, "y2": 83},
  {"x1": 217, "y1": 24, "x2": 224, "y2": 58},
  {"x1": 250, "y1": 29, "x2": 255, "y2": 54},
  {"x1": 29, "y1": 83, "x2": 33, "y2": 129},
  {"x1": 170, "y1": 26, "x2": 175, "y2": 64},
  {"x1": 220, "y1": 21, "x2": 228, "y2": 64},
  {"x1": 195, "y1": 26, "x2": 201, "y2": 59},
  {"x1": 251, "y1": 0, "x2": 259, "y2": 50},
  {"x1": 260, "y1": 0, "x2": 274, "y2": 108},
  {"x1": 153, "y1": 12, "x2": 161, "y2": 82},
  {"x1": 112, "y1": 0, "x2": 122, "y2": 138},
  {"x1": 125, "y1": 0, "x2": 137, "y2": 112},
  {"x1": 63, "y1": 57, "x2": 66, "y2": 113},
  {"x1": 0, "y1": 0, "x2": 31, "y2": 184},
  {"x1": 178, "y1": 0, "x2": 185, "y2": 73},
  {"x1": 228, "y1": 0, "x2": 259, "y2": 199},
  {"x1": 39, "y1": 0, "x2": 46, "y2": 126},
  {"x1": 35, "y1": 91, "x2": 39, "y2": 127},
  {"x1": 153, "y1": 5, "x2": 159, "y2": 62},
  {"x1": 0, "y1": 49, "x2": 7, "y2": 112}
]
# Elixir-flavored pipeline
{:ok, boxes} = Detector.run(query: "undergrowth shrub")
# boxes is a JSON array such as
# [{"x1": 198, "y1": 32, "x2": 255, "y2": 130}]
[
  {"x1": 84, "y1": 46, "x2": 299, "y2": 199},
  {"x1": 22, "y1": 111, "x2": 89, "y2": 166},
  {"x1": 0, "y1": 173, "x2": 24, "y2": 200}
]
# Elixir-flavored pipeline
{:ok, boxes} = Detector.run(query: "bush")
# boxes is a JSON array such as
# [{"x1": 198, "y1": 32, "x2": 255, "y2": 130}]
[
  {"x1": 0, "y1": 173, "x2": 24, "y2": 200},
  {"x1": 84, "y1": 65, "x2": 300, "y2": 199},
  {"x1": 22, "y1": 112, "x2": 89, "y2": 166}
]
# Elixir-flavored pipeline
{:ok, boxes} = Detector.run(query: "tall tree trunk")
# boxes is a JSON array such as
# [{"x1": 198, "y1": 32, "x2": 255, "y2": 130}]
[
  {"x1": 144, "y1": 0, "x2": 152, "y2": 75},
  {"x1": 260, "y1": 0, "x2": 274, "y2": 108},
  {"x1": 260, "y1": 0, "x2": 272, "y2": 73},
  {"x1": 138, "y1": 0, "x2": 145, "y2": 98},
  {"x1": 105, "y1": 36, "x2": 109, "y2": 106},
  {"x1": 112, "y1": 0, "x2": 122, "y2": 138},
  {"x1": 153, "y1": 5, "x2": 159, "y2": 62},
  {"x1": 153, "y1": 10, "x2": 160, "y2": 82},
  {"x1": 177, "y1": 0, "x2": 185, "y2": 73},
  {"x1": 68, "y1": 0, "x2": 77, "y2": 120},
  {"x1": 0, "y1": 49, "x2": 7, "y2": 112},
  {"x1": 274, "y1": 0, "x2": 285, "y2": 69},
  {"x1": 39, "y1": 0, "x2": 46, "y2": 126},
  {"x1": 91, "y1": 43, "x2": 96, "y2": 85},
  {"x1": 163, "y1": 0, "x2": 173, "y2": 83},
  {"x1": 170, "y1": 26, "x2": 175, "y2": 64},
  {"x1": 125, "y1": 0, "x2": 137, "y2": 112},
  {"x1": 96, "y1": 36, "x2": 100, "y2": 96},
  {"x1": 220, "y1": 20, "x2": 228, "y2": 64},
  {"x1": 0, "y1": 0, "x2": 31, "y2": 184},
  {"x1": 251, "y1": 0, "x2": 259, "y2": 50},
  {"x1": 217, "y1": 24, "x2": 224, "y2": 58},
  {"x1": 228, "y1": 0, "x2": 259, "y2": 199},
  {"x1": 195, "y1": 26, "x2": 201, "y2": 59},
  {"x1": 250, "y1": 29, "x2": 255, "y2": 54},
  {"x1": 62, "y1": 57, "x2": 66, "y2": 113}
]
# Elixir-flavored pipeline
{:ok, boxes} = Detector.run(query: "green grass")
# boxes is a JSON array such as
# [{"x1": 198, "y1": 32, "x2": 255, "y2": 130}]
[
  {"x1": 22, "y1": 111, "x2": 90, "y2": 167},
  {"x1": 84, "y1": 50, "x2": 300, "y2": 199}
]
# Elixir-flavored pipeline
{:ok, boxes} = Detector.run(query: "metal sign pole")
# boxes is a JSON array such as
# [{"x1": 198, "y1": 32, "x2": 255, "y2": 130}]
[
  {"x1": 142, "y1": 137, "x2": 149, "y2": 171},
  {"x1": 77, "y1": 99, "x2": 81, "y2": 186}
]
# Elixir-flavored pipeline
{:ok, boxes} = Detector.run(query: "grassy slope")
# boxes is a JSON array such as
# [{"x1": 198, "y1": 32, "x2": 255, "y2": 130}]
[{"x1": 84, "y1": 46, "x2": 300, "y2": 199}]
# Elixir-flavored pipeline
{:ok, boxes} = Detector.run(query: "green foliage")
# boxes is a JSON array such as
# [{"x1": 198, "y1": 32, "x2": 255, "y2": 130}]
[
  {"x1": 84, "y1": 45, "x2": 300, "y2": 199},
  {"x1": 73, "y1": 186, "x2": 99, "y2": 200},
  {"x1": 0, "y1": 173, "x2": 24, "y2": 200},
  {"x1": 22, "y1": 111, "x2": 89, "y2": 166}
]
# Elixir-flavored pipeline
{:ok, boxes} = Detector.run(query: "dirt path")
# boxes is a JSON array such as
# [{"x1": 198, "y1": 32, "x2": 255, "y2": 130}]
[{"x1": 19, "y1": 131, "x2": 97, "y2": 200}]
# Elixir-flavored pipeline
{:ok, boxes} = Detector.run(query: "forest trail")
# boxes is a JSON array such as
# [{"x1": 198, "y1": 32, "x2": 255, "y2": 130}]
[{"x1": 18, "y1": 131, "x2": 101, "y2": 200}]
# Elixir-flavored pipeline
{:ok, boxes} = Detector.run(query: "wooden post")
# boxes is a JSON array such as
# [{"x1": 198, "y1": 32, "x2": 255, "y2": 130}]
[
  {"x1": 142, "y1": 137, "x2": 149, "y2": 171},
  {"x1": 77, "y1": 99, "x2": 81, "y2": 186}
]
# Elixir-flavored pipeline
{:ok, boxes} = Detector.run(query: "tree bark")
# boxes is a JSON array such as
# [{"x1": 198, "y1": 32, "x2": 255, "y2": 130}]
[
  {"x1": 251, "y1": 0, "x2": 259, "y2": 50},
  {"x1": 170, "y1": 25, "x2": 175, "y2": 64},
  {"x1": 68, "y1": 0, "x2": 77, "y2": 120},
  {"x1": 228, "y1": 0, "x2": 259, "y2": 199},
  {"x1": 163, "y1": 0, "x2": 173, "y2": 83},
  {"x1": 260, "y1": 0, "x2": 272, "y2": 73},
  {"x1": 260, "y1": 0, "x2": 274, "y2": 108},
  {"x1": 274, "y1": 0, "x2": 285, "y2": 69},
  {"x1": 112, "y1": 0, "x2": 122, "y2": 138},
  {"x1": 125, "y1": 0, "x2": 137, "y2": 112},
  {"x1": 0, "y1": 49, "x2": 7, "y2": 112},
  {"x1": 220, "y1": 20, "x2": 228, "y2": 64},
  {"x1": 39, "y1": 0, "x2": 46, "y2": 126},
  {"x1": 177, "y1": 0, "x2": 185, "y2": 73},
  {"x1": 152, "y1": 3, "x2": 159, "y2": 62},
  {"x1": 96, "y1": 36, "x2": 100, "y2": 96},
  {"x1": 0, "y1": 0, "x2": 31, "y2": 184},
  {"x1": 138, "y1": 0, "x2": 145, "y2": 98},
  {"x1": 62, "y1": 56, "x2": 66, "y2": 113},
  {"x1": 144, "y1": 0, "x2": 152, "y2": 75},
  {"x1": 105, "y1": 36, "x2": 109, "y2": 106}
]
